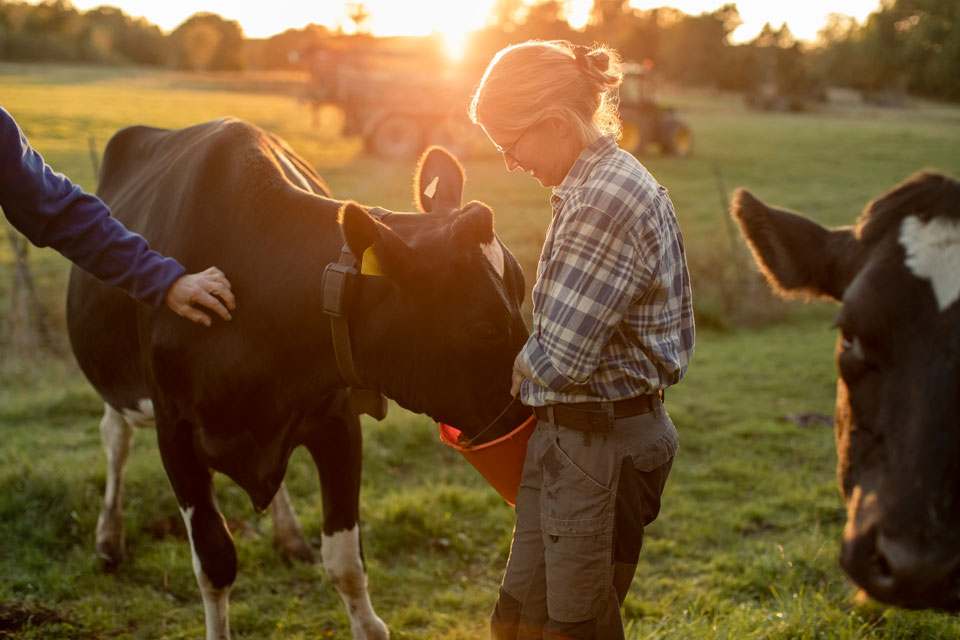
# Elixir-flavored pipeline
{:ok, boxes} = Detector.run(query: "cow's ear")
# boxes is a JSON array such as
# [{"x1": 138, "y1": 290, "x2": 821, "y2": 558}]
[
  {"x1": 339, "y1": 201, "x2": 379, "y2": 255},
  {"x1": 414, "y1": 146, "x2": 464, "y2": 213},
  {"x1": 452, "y1": 201, "x2": 495, "y2": 247},
  {"x1": 731, "y1": 189, "x2": 865, "y2": 301},
  {"x1": 339, "y1": 201, "x2": 417, "y2": 282}
]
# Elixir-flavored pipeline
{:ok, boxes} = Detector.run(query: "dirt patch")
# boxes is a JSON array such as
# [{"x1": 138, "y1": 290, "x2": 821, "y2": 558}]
[{"x1": 0, "y1": 601, "x2": 93, "y2": 639}]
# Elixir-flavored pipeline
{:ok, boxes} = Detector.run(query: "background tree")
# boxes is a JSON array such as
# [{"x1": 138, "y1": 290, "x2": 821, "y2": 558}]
[
  {"x1": 889, "y1": 0, "x2": 960, "y2": 100},
  {"x1": 167, "y1": 12, "x2": 244, "y2": 71},
  {"x1": 78, "y1": 6, "x2": 165, "y2": 65},
  {"x1": 261, "y1": 23, "x2": 331, "y2": 70},
  {"x1": 585, "y1": 1, "x2": 664, "y2": 67},
  {"x1": 811, "y1": 13, "x2": 863, "y2": 90},
  {"x1": 0, "y1": 0, "x2": 81, "y2": 60},
  {"x1": 658, "y1": 4, "x2": 739, "y2": 87}
]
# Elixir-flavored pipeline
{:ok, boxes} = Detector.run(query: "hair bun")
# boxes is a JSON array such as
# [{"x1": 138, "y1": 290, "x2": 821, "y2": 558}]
[
  {"x1": 572, "y1": 45, "x2": 590, "y2": 69},
  {"x1": 573, "y1": 45, "x2": 610, "y2": 74},
  {"x1": 587, "y1": 50, "x2": 610, "y2": 73}
]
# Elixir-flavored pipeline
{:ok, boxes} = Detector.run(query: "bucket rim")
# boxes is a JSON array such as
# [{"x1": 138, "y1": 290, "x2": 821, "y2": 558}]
[{"x1": 438, "y1": 413, "x2": 536, "y2": 453}]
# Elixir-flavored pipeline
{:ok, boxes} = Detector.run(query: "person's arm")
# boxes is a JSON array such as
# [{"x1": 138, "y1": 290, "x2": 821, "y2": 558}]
[
  {"x1": 0, "y1": 107, "x2": 233, "y2": 324},
  {"x1": 518, "y1": 205, "x2": 651, "y2": 395}
]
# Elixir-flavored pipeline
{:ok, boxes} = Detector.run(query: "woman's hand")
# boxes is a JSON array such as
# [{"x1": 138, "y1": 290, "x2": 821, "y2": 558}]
[
  {"x1": 165, "y1": 266, "x2": 236, "y2": 326},
  {"x1": 510, "y1": 352, "x2": 533, "y2": 397}
]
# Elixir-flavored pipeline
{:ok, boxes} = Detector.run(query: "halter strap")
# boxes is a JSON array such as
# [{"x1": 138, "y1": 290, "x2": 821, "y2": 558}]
[{"x1": 320, "y1": 207, "x2": 392, "y2": 420}]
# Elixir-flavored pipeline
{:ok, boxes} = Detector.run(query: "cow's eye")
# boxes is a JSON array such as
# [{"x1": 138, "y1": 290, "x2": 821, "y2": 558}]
[
  {"x1": 467, "y1": 320, "x2": 504, "y2": 344},
  {"x1": 840, "y1": 332, "x2": 856, "y2": 353},
  {"x1": 838, "y1": 330, "x2": 871, "y2": 383},
  {"x1": 840, "y1": 331, "x2": 865, "y2": 358}
]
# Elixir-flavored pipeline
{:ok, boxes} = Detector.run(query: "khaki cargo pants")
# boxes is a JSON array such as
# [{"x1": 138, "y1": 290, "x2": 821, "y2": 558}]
[{"x1": 490, "y1": 404, "x2": 678, "y2": 640}]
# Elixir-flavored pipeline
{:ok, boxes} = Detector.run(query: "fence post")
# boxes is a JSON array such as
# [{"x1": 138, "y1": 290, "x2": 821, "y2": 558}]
[{"x1": 4, "y1": 226, "x2": 56, "y2": 358}]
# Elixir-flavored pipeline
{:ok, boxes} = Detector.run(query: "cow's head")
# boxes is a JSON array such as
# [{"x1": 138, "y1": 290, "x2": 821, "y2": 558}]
[
  {"x1": 337, "y1": 146, "x2": 530, "y2": 441},
  {"x1": 731, "y1": 170, "x2": 960, "y2": 611}
]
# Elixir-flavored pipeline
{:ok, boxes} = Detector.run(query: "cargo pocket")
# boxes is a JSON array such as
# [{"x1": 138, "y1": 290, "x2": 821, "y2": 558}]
[
  {"x1": 539, "y1": 435, "x2": 616, "y2": 623},
  {"x1": 541, "y1": 513, "x2": 614, "y2": 622}
]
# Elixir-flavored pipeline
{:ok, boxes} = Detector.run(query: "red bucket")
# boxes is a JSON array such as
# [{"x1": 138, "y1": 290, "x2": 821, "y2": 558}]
[{"x1": 438, "y1": 413, "x2": 537, "y2": 506}]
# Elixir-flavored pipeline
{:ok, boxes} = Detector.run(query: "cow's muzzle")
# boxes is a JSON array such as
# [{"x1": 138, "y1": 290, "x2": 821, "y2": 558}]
[{"x1": 840, "y1": 485, "x2": 960, "y2": 611}]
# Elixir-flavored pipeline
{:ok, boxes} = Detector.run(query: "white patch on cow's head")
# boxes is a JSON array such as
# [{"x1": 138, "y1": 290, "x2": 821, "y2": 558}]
[
  {"x1": 480, "y1": 239, "x2": 505, "y2": 279},
  {"x1": 274, "y1": 149, "x2": 312, "y2": 193},
  {"x1": 899, "y1": 215, "x2": 960, "y2": 312}
]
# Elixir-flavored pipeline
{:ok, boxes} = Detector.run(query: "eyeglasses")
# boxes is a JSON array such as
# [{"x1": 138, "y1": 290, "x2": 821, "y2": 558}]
[{"x1": 494, "y1": 123, "x2": 536, "y2": 164}]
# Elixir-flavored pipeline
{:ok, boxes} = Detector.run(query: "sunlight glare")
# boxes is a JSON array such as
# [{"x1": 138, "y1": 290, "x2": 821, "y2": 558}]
[
  {"x1": 438, "y1": 28, "x2": 470, "y2": 62},
  {"x1": 362, "y1": 1, "x2": 490, "y2": 62},
  {"x1": 66, "y1": 0, "x2": 882, "y2": 47}
]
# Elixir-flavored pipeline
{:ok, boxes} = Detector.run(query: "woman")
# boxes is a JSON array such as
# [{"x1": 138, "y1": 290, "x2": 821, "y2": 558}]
[
  {"x1": 469, "y1": 41, "x2": 694, "y2": 639},
  {"x1": 1, "y1": 106, "x2": 234, "y2": 326}
]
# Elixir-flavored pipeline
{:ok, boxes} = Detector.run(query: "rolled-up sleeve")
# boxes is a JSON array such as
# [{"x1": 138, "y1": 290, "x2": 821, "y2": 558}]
[
  {"x1": 521, "y1": 205, "x2": 648, "y2": 397},
  {"x1": 0, "y1": 107, "x2": 184, "y2": 307}
]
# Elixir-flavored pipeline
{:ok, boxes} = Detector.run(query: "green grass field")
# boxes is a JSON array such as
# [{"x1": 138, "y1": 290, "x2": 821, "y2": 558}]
[{"x1": 2, "y1": 62, "x2": 960, "y2": 639}]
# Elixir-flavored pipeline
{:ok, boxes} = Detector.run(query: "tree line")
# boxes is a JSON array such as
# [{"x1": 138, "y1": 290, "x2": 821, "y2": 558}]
[{"x1": 0, "y1": 0, "x2": 957, "y2": 103}]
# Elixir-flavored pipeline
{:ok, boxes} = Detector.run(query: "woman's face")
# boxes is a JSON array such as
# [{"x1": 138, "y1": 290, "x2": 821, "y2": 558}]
[{"x1": 482, "y1": 118, "x2": 583, "y2": 188}]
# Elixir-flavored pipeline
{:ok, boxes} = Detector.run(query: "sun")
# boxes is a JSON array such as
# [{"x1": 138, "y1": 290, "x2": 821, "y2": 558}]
[
  {"x1": 435, "y1": 24, "x2": 472, "y2": 62},
  {"x1": 361, "y1": 0, "x2": 490, "y2": 61}
]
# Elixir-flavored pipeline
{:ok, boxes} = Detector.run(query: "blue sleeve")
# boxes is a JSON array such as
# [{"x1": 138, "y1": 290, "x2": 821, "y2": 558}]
[{"x1": 0, "y1": 106, "x2": 185, "y2": 307}]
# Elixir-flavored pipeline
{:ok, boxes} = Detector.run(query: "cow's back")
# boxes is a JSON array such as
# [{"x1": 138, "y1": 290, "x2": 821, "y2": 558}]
[
  {"x1": 67, "y1": 118, "x2": 340, "y2": 413},
  {"x1": 97, "y1": 119, "x2": 331, "y2": 258}
]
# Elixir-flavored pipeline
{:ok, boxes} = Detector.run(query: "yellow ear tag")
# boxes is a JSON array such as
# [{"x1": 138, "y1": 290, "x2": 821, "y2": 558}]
[{"x1": 361, "y1": 246, "x2": 384, "y2": 276}]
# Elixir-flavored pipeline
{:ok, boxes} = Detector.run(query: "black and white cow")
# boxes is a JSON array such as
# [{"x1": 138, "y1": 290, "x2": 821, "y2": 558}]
[
  {"x1": 66, "y1": 117, "x2": 531, "y2": 639},
  {"x1": 731, "y1": 170, "x2": 960, "y2": 611}
]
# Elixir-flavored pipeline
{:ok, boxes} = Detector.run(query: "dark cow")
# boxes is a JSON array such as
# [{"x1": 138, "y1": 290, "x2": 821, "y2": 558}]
[
  {"x1": 731, "y1": 170, "x2": 960, "y2": 611},
  {"x1": 66, "y1": 117, "x2": 531, "y2": 639}
]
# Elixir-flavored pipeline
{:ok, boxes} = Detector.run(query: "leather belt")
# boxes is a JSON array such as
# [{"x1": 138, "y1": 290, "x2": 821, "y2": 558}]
[{"x1": 532, "y1": 393, "x2": 662, "y2": 433}]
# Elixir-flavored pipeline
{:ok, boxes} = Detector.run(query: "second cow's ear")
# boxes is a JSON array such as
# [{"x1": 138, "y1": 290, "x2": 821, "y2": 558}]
[
  {"x1": 414, "y1": 146, "x2": 464, "y2": 213},
  {"x1": 731, "y1": 189, "x2": 865, "y2": 301}
]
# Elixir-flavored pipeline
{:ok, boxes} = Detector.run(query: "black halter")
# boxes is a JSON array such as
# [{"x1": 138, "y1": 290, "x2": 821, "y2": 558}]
[{"x1": 320, "y1": 207, "x2": 392, "y2": 420}]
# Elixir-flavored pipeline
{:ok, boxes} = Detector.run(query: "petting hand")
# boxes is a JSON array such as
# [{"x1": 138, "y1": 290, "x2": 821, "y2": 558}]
[
  {"x1": 510, "y1": 352, "x2": 533, "y2": 397},
  {"x1": 165, "y1": 266, "x2": 236, "y2": 326}
]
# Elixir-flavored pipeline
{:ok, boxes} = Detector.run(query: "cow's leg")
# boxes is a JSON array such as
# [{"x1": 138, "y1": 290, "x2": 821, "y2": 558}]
[
  {"x1": 304, "y1": 410, "x2": 388, "y2": 640},
  {"x1": 270, "y1": 482, "x2": 316, "y2": 563},
  {"x1": 158, "y1": 418, "x2": 236, "y2": 640},
  {"x1": 95, "y1": 403, "x2": 135, "y2": 571}
]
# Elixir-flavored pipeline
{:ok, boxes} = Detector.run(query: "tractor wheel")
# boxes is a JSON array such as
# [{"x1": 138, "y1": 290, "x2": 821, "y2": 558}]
[
  {"x1": 662, "y1": 121, "x2": 693, "y2": 157},
  {"x1": 368, "y1": 116, "x2": 423, "y2": 159}
]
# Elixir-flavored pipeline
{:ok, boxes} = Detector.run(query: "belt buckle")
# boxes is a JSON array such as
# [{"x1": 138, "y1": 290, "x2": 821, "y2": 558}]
[{"x1": 580, "y1": 403, "x2": 614, "y2": 432}]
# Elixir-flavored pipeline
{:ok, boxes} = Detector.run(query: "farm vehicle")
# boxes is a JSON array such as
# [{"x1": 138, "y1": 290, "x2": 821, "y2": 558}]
[
  {"x1": 305, "y1": 47, "x2": 691, "y2": 159},
  {"x1": 617, "y1": 62, "x2": 693, "y2": 157},
  {"x1": 334, "y1": 66, "x2": 475, "y2": 159}
]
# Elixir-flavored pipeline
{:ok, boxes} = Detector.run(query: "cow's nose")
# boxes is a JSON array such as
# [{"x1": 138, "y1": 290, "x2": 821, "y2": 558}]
[
  {"x1": 847, "y1": 528, "x2": 960, "y2": 609},
  {"x1": 875, "y1": 533, "x2": 960, "y2": 591}
]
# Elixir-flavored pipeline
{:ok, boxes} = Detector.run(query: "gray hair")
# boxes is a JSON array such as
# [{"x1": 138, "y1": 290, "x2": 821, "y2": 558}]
[{"x1": 469, "y1": 40, "x2": 623, "y2": 145}]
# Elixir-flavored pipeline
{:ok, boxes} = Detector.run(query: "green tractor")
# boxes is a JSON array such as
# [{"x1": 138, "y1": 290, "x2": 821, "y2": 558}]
[{"x1": 618, "y1": 62, "x2": 692, "y2": 157}]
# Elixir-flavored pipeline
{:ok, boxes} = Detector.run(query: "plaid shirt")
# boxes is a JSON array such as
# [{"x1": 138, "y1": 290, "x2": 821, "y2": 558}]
[{"x1": 519, "y1": 135, "x2": 694, "y2": 406}]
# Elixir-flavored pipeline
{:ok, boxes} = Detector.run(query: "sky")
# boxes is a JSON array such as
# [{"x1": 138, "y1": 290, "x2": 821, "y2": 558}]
[{"x1": 68, "y1": 0, "x2": 883, "y2": 50}]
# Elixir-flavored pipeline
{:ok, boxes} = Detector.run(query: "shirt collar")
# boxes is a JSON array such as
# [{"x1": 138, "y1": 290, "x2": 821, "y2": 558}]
[{"x1": 552, "y1": 135, "x2": 619, "y2": 202}]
